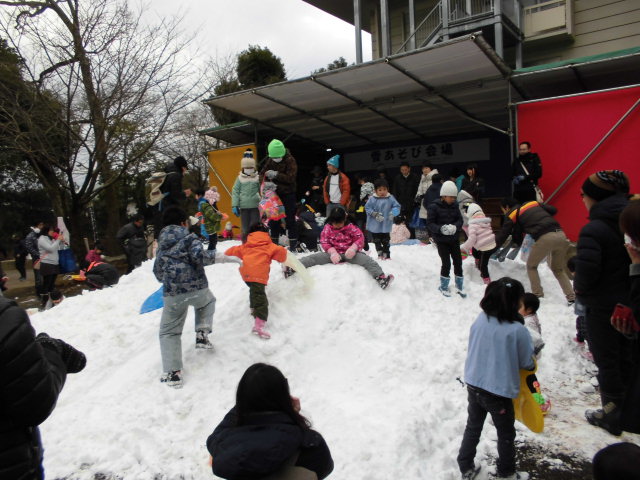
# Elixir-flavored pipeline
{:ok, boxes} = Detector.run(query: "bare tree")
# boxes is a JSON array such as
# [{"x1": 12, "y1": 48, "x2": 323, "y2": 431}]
[{"x1": 0, "y1": 0, "x2": 204, "y2": 250}]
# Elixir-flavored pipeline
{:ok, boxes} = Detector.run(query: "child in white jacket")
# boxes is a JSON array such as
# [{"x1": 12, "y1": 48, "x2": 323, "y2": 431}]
[{"x1": 460, "y1": 203, "x2": 497, "y2": 284}]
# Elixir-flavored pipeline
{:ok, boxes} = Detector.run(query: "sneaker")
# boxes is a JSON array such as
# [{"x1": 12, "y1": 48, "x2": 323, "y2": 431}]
[
  {"x1": 496, "y1": 473, "x2": 529, "y2": 480},
  {"x1": 195, "y1": 330, "x2": 214, "y2": 350},
  {"x1": 376, "y1": 274, "x2": 394, "y2": 289},
  {"x1": 160, "y1": 370, "x2": 183, "y2": 388},
  {"x1": 252, "y1": 317, "x2": 271, "y2": 339},
  {"x1": 585, "y1": 405, "x2": 622, "y2": 436}
]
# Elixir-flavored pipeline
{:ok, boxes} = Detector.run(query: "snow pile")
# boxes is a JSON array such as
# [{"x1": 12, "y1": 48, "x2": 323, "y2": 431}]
[{"x1": 31, "y1": 242, "x2": 639, "y2": 479}]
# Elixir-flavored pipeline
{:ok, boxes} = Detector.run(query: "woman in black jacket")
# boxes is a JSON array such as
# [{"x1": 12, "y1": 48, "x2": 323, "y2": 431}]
[{"x1": 207, "y1": 363, "x2": 334, "y2": 479}]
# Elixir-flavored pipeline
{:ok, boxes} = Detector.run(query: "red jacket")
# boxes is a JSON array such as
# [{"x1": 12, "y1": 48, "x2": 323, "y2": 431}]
[
  {"x1": 323, "y1": 172, "x2": 351, "y2": 206},
  {"x1": 225, "y1": 232, "x2": 287, "y2": 285}
]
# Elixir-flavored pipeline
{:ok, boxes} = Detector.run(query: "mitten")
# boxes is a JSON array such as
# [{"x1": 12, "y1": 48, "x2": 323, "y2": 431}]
[
  {"x1": 327, "y1": 248, "x2": 341, "y2": 264},
  {"x1": 391, "y1": 207, "x2": 400, "y2": 217},
  {"x1": 344, "y1": 244, "x2": 358, "y2": 259},
  {"x1": 265, "y1": 170, "x2": 278, "y2": 180},
  {"x1": 36, "y1": 333, "x2": 87, "y2": 374},
  {"x1": 232, "y1": 207, "x2": 240, "y2": 216},
  {"x1": 440, "y1": 224, "x2": 456, "y2": 236},
  {"x1": 374, "y1": 212, "x2": 384, "y2": 222}
]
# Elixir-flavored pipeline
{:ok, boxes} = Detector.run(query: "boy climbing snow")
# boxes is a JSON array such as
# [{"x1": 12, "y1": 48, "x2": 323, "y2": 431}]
[
  {"x1": 364, "y1": 179, "x2": 401, "y2": 260},
  {"x1": 225, "y1": 223, "x2": 288, "y2": 339}
]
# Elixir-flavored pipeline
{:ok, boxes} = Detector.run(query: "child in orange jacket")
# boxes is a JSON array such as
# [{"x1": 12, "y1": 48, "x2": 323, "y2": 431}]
[{"x1": 224, "y1": 223, "x2": 288, "y2": 339}]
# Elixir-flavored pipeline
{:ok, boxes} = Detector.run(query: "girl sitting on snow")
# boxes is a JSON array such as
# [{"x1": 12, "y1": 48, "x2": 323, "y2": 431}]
[
  {"x1": 460, "y1": 203, "x2": 497, "y2": 285},
  {"x1": 390, "y1": 216, "x2": 410, "y2": 245},
  {"x1": 457, "y1": 277, "x2": 535, "y2": 480},
  {"x1": 288, "y1": 207, "x2": 394, "y2": 289}
]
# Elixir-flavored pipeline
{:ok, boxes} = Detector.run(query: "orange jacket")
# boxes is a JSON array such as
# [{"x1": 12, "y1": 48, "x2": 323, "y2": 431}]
[
  {"x1": 224, "y1": 231, "x2": 287, "y2": 285},
  {"x1": 323, "y1": 172, "x2": 351, "y2": 206}
]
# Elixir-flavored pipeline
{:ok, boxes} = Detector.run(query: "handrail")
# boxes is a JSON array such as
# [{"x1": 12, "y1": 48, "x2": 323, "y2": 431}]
[{"x1": 395, "y1": 1, "x2": 442, "y2": 54}]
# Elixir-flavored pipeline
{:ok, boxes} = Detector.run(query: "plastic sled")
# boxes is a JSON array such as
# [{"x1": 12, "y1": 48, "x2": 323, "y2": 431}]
[
  {"x1": 140, "y1": 285, "x2": 164, "y2": 314},
  {"x1": 283, "y1": 251, "x2": 314, "y2": 288},
  {"x1": 513, "y1": 362, "x2": 544, "y2": 433}
]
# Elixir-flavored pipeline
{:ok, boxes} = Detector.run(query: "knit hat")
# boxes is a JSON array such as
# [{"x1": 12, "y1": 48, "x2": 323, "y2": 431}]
[
  {"x1": 204, "y1": 187, "x2": 220, "y2": 205},
  {"x1": 267, "y1": 139, "x2": 286, "y2": 158},
  {"x1": 582, "y1": 170, "x2": 630, "y2": 201},
  {"x1": 327, "y1": 154, "x2": 340, "y2": 168},
  {"x1": 466, "y1": 203, "x2": 483, "y2": 218},
  {"x1": 173, "y1": 156, "x2": 188, "y2": 170},
  {"x1": 241, "y1": 149, "x2": 255, "y2": 169},
  {"x1": 440, "y1": 180, "x2": 458, "y2": 197}
]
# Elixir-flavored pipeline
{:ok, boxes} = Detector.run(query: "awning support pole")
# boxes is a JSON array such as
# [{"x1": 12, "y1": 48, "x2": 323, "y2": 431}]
[
  {"x1": 354, "y1": 0, "x2": 363, "y2": 63},
  {"x1": 545, "y1": 96, "x2": 640, "y2": 202}
]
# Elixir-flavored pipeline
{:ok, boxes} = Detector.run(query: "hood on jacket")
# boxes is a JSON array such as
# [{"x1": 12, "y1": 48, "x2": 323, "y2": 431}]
[
  {"x1": 158, "y1": 224, "x2": 193, "y2": 255},
  {"x1": 588, "y1": 193, "x2": 629, "y2": 224},
  {"x1": 245, "y1": 231, "x2": 273, "y2": 247}
]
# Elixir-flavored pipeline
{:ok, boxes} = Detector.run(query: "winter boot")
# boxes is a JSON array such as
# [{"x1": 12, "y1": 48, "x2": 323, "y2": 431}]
[
  {"x1": 439, "y1": 276, "x2": 451, "y2": 297},
  {"x1": 288, "y1": 239, "x2": 298, "y2": 252},
  {"x1": 195, "y1": 330, "x2": 214, "y2": 350},
  {"x1": 375, "y1": 274, "x2": 394, "y2": 289},
  {"x1": 39, "y1": 294, "x2": 49, "y2": 312},
  {"x1": 455, "y1": 276, "x2": 467, "y2": 298},
  {"x1": 461, "y1": 465, "x2": 481, "y2": 480},
  {"x1": 252, "y1": 317, "x2": 271, "y2": 339},
  {"x1": 496, "y1": 473, "x2": 529, "y2": 480},
  {"x1": 160, "y1": 370, "x2": 183, "y2": 389},
  {"x1": 585, "y1": 394, "x2": 622, "y2": 436},
  {"x1": 482, "y1": 276, "x2": 491, "y2": 285}
]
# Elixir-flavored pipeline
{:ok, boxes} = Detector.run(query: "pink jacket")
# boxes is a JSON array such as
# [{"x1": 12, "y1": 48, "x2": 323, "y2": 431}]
[
  {"x1": 320, "y1": 223, "x2": 364, "y2": 254},
  {"x1": 390, "y1": 224, "x2": 410, "y2": 244},
  {"x1": 460, "y1": 214, "x2": 496, "y2": 252}
]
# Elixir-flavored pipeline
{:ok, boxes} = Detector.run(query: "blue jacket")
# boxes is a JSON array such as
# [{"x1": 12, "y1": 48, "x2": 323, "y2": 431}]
[
  {"x1": 464, "y1": 312, "x2": 535, "y2": 399},
  {"x1": 153, "y1": 225, "x2": 216, "y2": 296},
  {"x1": 364, "y1": 194, "x2": 401, "y2": 234}
]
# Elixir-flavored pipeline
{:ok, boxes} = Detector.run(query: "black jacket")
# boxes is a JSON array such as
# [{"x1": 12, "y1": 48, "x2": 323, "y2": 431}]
[
  {"x1": 207, "y1": 408, "x2": 333, "y2": 480},
  {"x1": 0, "y1": 297, "x2": 67, "y2": 479},
  {"x1": 392, "y1": 173, "x2": 420, "y2": 213},
  {"x1": 574, "y1": 194, "x2": 630, "y2": 308},
  {"x1": 259, "y1": 152, "x2": 298, "y2": 196},
  {"x1": 160, "y1": 163, "x2": 187, "y2": 207},
  {"x1": 461, "y1": 176, "x2": 485, "y2": 202},
  {"x1": 116, "y1": 222, "x2": 147, "y2": 264},
  {"x1": 513, "y1": 153, "x2": 542, "y2": 185},
  {"x1": 425, "y1": 199, "x2": 463, "y2": 244},
  {"x1": 494, "y1": 201, "x2": 561, "y2": 248},
  {"x1": 422, "y1": 183, "x2": 441, "y2": 212},
  {"x1": 85, "y1": 262, "x2": 120, "y2": 289},
  {"x1": 24, "y1": 231, "x2": 40, "y2": 261}
]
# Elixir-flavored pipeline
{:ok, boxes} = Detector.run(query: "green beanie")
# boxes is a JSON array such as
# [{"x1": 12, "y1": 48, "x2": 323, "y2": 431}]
[{"x1": 268, "y1": 139, "x2": 286, "y2": 158}]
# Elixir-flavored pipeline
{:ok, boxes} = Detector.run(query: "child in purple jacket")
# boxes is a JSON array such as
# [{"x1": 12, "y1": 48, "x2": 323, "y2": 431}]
[{"x1": 288, "y1": 208, "x2": 394, "y2": 289}]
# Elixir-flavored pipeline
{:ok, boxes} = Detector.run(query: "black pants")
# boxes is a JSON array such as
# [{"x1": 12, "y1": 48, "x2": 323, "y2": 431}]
[
  {"x1": 586, "y1": 305, "x2": 635, "y2": 398},
  {"x1": 15, "y1": 254, "x2": 26, "y2": 279},
  {"x1": 472, "y1": 247, "x2": 497, "y2": 279},
  {"x1": 33, "y1": 266, "x2": 43, "y2": 296},
  {"x1": 371, "y1": 232, "x2": 390, "y2": 257},
  {"x1": 436, "y1": 241, "x2": 462, "y2": 277},
  {"x1": 458, "y1": 386, "x2": 516, "y2": 477},
  {"x1": 246, "y1": 282, "x2": 268, "y2": 320},
  {"x1": 268, "y1": 192, "x2": 298, "y2": 246},
  {"x1": 42, "y1": 274, "x2": 57, "y2": 294},
  {"x1": 208, "y1": 235, "x2": 217, "y2": 251}
]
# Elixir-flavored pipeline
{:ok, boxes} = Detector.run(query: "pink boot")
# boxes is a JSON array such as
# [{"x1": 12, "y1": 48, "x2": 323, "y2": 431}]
[
  {"x1": 482, "y1": 277, "x2": 491, "y2": 285},
  {"x1": 252, "y1": 317, "x2": 271, "y2": 339}
]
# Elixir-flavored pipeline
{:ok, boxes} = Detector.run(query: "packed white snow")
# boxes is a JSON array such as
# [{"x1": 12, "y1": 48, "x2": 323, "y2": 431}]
[{"x1": 30, "y1": 242, "x2": 639, "y2": 479}]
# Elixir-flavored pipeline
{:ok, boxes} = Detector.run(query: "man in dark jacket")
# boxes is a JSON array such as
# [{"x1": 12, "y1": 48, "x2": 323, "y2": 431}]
[
  {"x1": 0, "y1": 297, "x2": 86, "y2": 479},
  {"x1": 574, "y1": 170, "x2": 633, "y2": 436},
  {"x1": 116, "y1": 213, "x2": 147, "y2": 273},
  {"x1": 24, "y1": 221, "x2": 44, "y2": 297},
  {"x1": 152, "y1": 156, "x2": 191, "y2": 238},
  {"x1": 392, "y1": 163, "x2": 420, "y2": 221},
  {"x1": 513, "y1": 141, "x2": 542, "y2": 203},
  {"x1": 496, "y1": 197, "x2": 574, "y2": 303}
]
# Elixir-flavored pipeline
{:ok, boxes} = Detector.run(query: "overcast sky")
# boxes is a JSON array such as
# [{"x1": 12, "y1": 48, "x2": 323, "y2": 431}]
[{"x1": 148, "y1": 0, "x2": 372, "y2": 80}]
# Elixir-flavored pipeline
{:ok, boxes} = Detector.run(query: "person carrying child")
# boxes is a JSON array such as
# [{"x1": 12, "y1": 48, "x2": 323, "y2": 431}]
[
  {"x1": 231, "y1": 149, "x2": 261, "y2": 240},
  {"x1": 457, "y1": 277, "x2": 535, "y2": 480},
  {"x1": 364, "y1": 179, "x2": 401, "y2": 261},
  {"x1": 460, "y1": 203, "x2": 497, "y2": 285},
  {"x1": 288, "y1": 207, "x2": 394, "y2": 289},
  {"x1": 426, "y1": 180, "x2": 465, "y2": 297},
  {"x1": 520, "y1": 292, "x2": 551, "y2": 413},
  {"x1": 225, "y1": 223, "x2": 289, "y2": 339}
]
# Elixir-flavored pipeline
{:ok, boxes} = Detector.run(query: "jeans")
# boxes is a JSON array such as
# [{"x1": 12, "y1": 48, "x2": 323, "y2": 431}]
[
  {"x1": 159, "y1": 288, "x2": 216, "y2": 372},
  {"x1": 458, "y1": 386, "x2": 516, "y2": 477},
  {"x1": 436, "y1": 241, "x2": 462, "y2": 277}
]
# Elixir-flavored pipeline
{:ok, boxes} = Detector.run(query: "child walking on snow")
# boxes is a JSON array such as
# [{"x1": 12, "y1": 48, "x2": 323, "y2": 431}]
[
  {"x1": 364, "y1": 179, "x2": 401, "y2": 260},
  {"x1": 460, "y1": 203, "x2": 497, "y2": 285},
  {"x1": 457, "y1": 277, "x2": 535, "y2": 480},
  {"x1": 288, "y1": 208, "x2": 394, "y2": 289},
  {"x1": 426, "y1": 180, "x2": 465, "y2": 297},
  {"x1": 225, "y1": 223, "x2": 288, "y2": 339}
]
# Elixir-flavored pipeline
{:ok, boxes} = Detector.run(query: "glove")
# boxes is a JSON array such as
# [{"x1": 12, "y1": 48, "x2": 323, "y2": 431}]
[
  {"x1": 440, "y1": 224, "x2": 457, "y2": 236},
  {"x1": 265, "y1": 170, "x2": 278, "y2": 180},
  {"x1": 232, "y1": 207, "x2": 240, "y2": 217},
  {"x1": 513, "y1": 175, "x2": 526, "y2": 185},
  {"x1": 327, "y1": 248, "x2": 341, "y2": 264},
  {"x1": 344, "y1": 244, "x2": 358, "y2": 259},
  {"x1": 391, "y1": 207, "x2": 400, "y2": 217},
  {"x1": 36, "y1": 333, "x2": 87, "y2": 373},
  {"x1": 374, "y1": 212, "x2": 384, "y2": 222}
]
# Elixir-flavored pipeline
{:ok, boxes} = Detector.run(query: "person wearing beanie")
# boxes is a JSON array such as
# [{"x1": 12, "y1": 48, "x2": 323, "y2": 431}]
[
  {"x1": 574, "y1": 169, "x2": 632, "y2": 436},
  {"x1": 260, "y1": 139, "x2": 299, "y2": 251},
  {"x1": 322, "y1": 154, "x2": 351, "y2": 217},
  {"x1": 232, "y1": 149, "x2": 260, "y2": 240},
  {"x1": 195, "y1": 188, "x2": 224, "y2": 251},
  {"x1": 392, "y1": 163, "x2": 420, "y2": 237},
  {"x1": 426, "y1": 180, "x2": 465, "y2": 297},
  {"x1": 460, "y1": 203, "x2": 497, "y2": 284},
  {"x1": 513, "y1": 141, "x2": 542, "y2": 203}
]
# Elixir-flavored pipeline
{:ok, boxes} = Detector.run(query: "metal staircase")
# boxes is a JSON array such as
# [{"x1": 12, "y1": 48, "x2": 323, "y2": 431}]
[{"x1": 396, "y1": 2, "x2": 443, "y2": 54}]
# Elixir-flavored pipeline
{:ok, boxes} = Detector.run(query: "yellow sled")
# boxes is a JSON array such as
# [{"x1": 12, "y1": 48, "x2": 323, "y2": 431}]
[{"x1": 512, "y1": 362, "x2": 544, "y2": 433}]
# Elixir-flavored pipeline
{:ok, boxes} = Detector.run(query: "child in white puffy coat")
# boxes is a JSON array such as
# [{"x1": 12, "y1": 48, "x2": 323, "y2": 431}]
[{"x1": 460, "y1": 203, "x2": 497, "y2": 284}]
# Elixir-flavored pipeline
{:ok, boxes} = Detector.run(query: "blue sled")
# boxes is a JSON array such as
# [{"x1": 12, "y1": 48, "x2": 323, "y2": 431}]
[{"x1": 140, "y1": 286, "x2": 164, "y2": 314}]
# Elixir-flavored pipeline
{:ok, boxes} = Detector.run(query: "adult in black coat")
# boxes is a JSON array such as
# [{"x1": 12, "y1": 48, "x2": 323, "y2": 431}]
[
  {"x1": 0, "y1": 297, "x2": 86, "y2": 479},
  {"x1": 85, "y1": 262, "x2": 120, "y2": 289},
  {"x1": 574, "y1": 170, "x2": 633, "y2": 436},
  {"x1": 207, "y1": 363, "x2": 333, "y2": 480},
  {"x1": 116, "y1": 213, "x2": 147, "y2": 273},
  {"x1": 153, "y1": 156, "x2": 191, "y2": 238},
  {"x1": 461, "y1": 163, "x2": 485, "y2": 203},
  {"x1": 513, "y1": 141, "x2": 542, "y2": 203},
  {"x1": 392, "y1": 163, "x2": 420, "y2": 220}
]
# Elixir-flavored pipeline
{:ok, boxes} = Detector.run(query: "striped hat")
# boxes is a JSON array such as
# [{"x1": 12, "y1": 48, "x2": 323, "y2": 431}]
[{"x1": 582, "y1": 170, "x2": 629, "y2": 201}]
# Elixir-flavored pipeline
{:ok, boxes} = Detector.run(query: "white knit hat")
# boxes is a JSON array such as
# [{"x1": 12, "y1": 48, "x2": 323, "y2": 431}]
[
  {"x1": 440, "y1": 180, "x2": 458, "y2": 197},
  {"x1": 241, "y1": 149, "x2": 255, "y2": 169},
  {"x1": 466, "y1": 203, "x2": 483, "y2": 218}
]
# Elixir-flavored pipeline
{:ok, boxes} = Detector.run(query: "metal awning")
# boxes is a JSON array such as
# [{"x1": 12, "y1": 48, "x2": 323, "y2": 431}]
[{"x1": 203, "y1": 34, "x2": 517, "y2": 150}]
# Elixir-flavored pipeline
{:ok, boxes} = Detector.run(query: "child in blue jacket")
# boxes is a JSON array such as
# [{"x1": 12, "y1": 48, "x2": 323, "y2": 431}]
[{"x1": 364, "y1": 179, "x2": 401, "y2": 260}]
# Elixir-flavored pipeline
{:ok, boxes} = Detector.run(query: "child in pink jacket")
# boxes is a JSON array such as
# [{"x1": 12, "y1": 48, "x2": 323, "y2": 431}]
[
  {"x1": 460, "y1": 203, "x2": 497, "y2": 284},
  {"x1": 289, "y1": 208, "x2": 394, "y2": 289}
]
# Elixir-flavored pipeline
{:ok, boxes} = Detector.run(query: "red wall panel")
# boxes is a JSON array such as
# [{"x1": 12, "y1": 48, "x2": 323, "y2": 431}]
[{"x1": 517, "y1": 86, "x2": 640, "y2": 241}]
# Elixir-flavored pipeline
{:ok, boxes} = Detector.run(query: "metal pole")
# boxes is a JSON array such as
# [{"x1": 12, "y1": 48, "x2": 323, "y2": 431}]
[
  {"x1": 508, "y1": 82, "x2": 515, "y2": 196},
  {"x1": 380, "y1": 0, "x2": 390, "y2": 57},
  {"x1": 546, "y1": 97, "x2": 640, "y2": 202},
  {"x1": 408, "y1": 0, "x2": 416, "y2": 51},
  {"x1": 354, "y1": 0, "x2": 363, "y2": 63}
]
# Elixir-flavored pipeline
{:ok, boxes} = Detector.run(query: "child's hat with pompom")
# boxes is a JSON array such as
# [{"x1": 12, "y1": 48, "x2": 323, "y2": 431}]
[{"x1": 204, "y1": 188, "x2": 220, "y2": 204}]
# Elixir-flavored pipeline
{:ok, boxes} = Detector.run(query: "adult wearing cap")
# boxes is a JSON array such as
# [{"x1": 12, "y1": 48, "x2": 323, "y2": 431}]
[
  {"x1": 574, "y1": 170, "x2": 633, "y2": 436},
  {"x1": 260, "y1": 139, "x2": 299, "y2": 251},
  {"x1": 323, "y1": 154, "x2": 351, "y2": 217}
]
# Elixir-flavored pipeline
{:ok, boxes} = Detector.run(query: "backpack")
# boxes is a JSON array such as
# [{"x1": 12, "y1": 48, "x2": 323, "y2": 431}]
[{"x1": 145, "y1": 172, "x2": 168, "y2": 206}]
